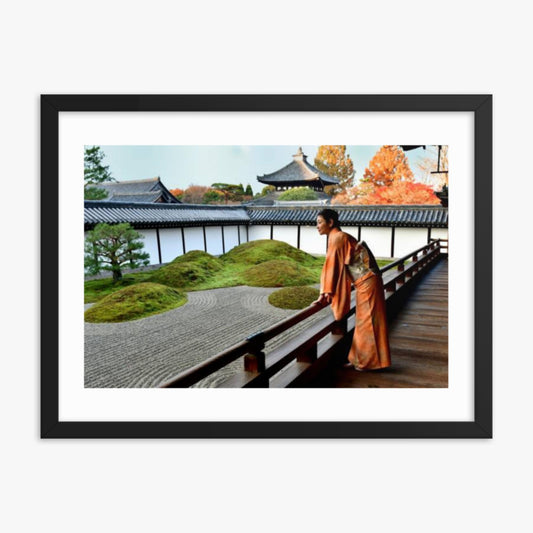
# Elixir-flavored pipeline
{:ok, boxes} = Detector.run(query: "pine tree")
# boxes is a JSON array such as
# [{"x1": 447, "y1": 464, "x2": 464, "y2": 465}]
[
  {"x1": 84, "y1": 223, "x2": 149, "y2": 282},
  {"x1": 84, "y1": 146, "x2": 114, "y2": 200}
]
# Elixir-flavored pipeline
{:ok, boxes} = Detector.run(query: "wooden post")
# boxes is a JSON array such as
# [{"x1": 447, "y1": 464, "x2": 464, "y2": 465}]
[
  {"x1": 156, "y1": 228, "x2": 162, "y2": 264},
  {"x1": 297, "y1": 344, "x2": 317, "y2": 363},
  {"x1": 332, "y1": 317, "x2": 347, "y2": 336},
  {"x1": 398, "y1": 260, "x2": 410, "y2": 280},
  {"x1": 244, "y1": 332, "x2": 266, "y2": 373}
]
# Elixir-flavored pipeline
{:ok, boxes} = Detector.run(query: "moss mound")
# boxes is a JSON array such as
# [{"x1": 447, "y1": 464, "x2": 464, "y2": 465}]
[
  {"x1": 84, "y1": 273, "x2": 151, "y2": 303},
  {"x1": 222, "y1": 239, "x2": 320, "y2": 267},
  {"x1": 268, "y1": 286, "x2": 320, "y2": 310},
  {"x1": 148, "y1": 250, "x2": 223, "y2": 288},
  {"x1": 85, "y1": 282, "x2": 187, "y2": 323},
  {"x1": 242, "y1": 259, "x2": 319, "y2": 287}
]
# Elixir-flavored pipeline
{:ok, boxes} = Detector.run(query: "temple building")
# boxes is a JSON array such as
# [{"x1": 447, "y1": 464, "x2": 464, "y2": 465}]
[
  {"x1": 257, "y1": 147, "x2": 339, "y2": 192},
  {"x1": 94, "y1": 177, "x2": 180, "y2": 203}
]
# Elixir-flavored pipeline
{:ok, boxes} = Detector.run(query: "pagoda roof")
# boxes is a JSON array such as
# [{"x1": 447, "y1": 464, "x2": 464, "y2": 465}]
[
  {"x1": 257, "y1": 147, "x2": 339, "y2": 186},
  {"x1": 94, "y1": 177, "x2": 180, "y2": 203}
]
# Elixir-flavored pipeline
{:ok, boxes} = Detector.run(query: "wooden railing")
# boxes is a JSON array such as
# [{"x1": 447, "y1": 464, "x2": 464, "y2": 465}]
[{"x1": 159, "y1": 239, "x2": 447, "y2": 389}]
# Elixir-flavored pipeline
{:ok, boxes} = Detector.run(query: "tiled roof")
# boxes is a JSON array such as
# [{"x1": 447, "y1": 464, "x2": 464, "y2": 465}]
[
  {"x1": 246, "y1": 205, "x2": 448, "y2": 227},
  {"x1": 96, "y1": 177, "x2": 180, "y2": 203},
  {"x1": 257, "y1": 148, "x2": 339, "y2": 186},
  {"x1": 102, "y1": 192, "x2": 163, "y2": 203},
  {"x1": 84, "y1": 201, "x2": 250, "y2": 229},
  {"x1": 85, "y1": 202, "x2": 447, "y2": 229}
]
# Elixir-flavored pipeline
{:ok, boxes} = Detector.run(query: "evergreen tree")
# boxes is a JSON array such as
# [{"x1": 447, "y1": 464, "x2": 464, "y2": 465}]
[
  {"x1": 84, "y1": 145, "x2": 114, "y2": 200},
  {"x1": 245, "y1": 184, "x2": 253, "y2": 196},
  {"x1": 277, "y1": 187, "x2": 318, "y2": 201},
  {"x1": 84, "y1": 223, "x2": 149, "y2": 282}
]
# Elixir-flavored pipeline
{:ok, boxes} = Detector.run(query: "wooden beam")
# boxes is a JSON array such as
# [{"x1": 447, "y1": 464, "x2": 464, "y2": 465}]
[{"x1": 156, "y1": 228, "x2": 162, "y2": 264}]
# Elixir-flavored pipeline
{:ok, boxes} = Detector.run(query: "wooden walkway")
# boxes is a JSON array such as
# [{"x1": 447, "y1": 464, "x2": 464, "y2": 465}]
[{"x1": 317, "y1": 257, "x2": 448, "y2": 388}]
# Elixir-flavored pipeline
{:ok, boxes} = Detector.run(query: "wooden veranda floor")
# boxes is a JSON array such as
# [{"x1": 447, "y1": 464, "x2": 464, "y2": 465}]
[{"x1": 317, "y1": 256, "x2": 448, "y2": 388}]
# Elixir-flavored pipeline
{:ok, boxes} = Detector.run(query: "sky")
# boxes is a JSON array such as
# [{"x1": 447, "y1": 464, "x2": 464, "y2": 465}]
[{"x1": 97, "y1": 145, "x2": 439, "y2": 195}]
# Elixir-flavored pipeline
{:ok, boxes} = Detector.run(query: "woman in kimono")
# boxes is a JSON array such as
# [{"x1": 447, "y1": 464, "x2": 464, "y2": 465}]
[{"x1": 314, "y1": 209, "x2": 391, "y2": 371}]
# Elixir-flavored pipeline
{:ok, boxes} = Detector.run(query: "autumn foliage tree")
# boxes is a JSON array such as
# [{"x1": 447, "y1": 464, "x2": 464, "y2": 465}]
[
  {"x1": 332, "y1": 145, "x2": 440, "y2": 206},
  {"x1": 351, "y1": 180, "x2": 440, "y2": 205},
  {"x1": 181, "y1": 185, "x2": 210, "y2": 204},
  {"x1": 362, "y1": 145, "x2": 414, "y2": 187},
  {"x1": 314, "y1": 145, "x2": 355, "y2": 193},
  {"x1": 169, "y1": 188, "x2": 184, "y2": 200},
  {"x1": 415, "y1": 145, "x2": 449, "y2": 189}
]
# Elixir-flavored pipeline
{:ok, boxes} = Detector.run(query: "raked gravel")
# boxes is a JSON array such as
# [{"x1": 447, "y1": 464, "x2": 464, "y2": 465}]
[{"x1": 85, "y1": 285, "x2": 330, "y2": 388}]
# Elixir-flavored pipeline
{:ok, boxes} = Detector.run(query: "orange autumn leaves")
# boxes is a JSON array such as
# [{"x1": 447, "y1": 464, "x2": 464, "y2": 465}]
[{"x1": 332, "y1": 145, "x2": 440, "y2": 206}]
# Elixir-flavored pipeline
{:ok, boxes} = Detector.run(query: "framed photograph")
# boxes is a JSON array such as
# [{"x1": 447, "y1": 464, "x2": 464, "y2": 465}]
[{"x1": 41, "y1": 94, "x2": 492, "y2": 438}]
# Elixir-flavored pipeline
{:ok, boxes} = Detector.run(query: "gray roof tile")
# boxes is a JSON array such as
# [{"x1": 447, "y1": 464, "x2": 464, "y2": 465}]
[{"x1": 84, "y1": 202, "x2": 447, "y2": 229}]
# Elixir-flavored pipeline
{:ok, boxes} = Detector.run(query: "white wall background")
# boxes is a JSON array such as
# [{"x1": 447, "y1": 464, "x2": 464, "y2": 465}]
[
  {"x1": 272, "y1": 224, "x2": 298, "y2": 248},
  {"x1": 204, "y1": 225, "x2": 224, "y2": 256},
  {"x1": 137, "y1": 229, "x2": 159, "y2": 264},
  {"x1": 159, "y1": 228, "x2": 184, "y2": 263},
  {"x1": 3, "y1": 1, "x2": 530, "y2": 533}
]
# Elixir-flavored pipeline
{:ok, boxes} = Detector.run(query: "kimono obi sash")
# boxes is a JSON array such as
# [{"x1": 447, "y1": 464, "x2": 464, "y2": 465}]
[{"x1": 347, "y1": 241, "x2": 380, "y2": 282}]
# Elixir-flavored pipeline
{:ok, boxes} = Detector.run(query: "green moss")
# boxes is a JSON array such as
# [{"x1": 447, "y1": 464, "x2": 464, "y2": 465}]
[
  {"x1": 222, "y1": 239, "x2": 321, "y2": 268},
  {"x1": 268, "y1": 286, "x2": 320, "y2": 310},
  {"x1": 242, "y1": 259, "x2": 319, "y2": 287},
  {"x1": 84, "y1": 272, "x2": 153, "y2": 303},
  {"x1": 277, "y1": 187, "x2": 318, "y2": 201},
  {"x1": 148, "y1": 250, "x2": 223, "y2": 289},
  {"x1": 84, "y1": 282, "x2": 187, "y2": 323}
]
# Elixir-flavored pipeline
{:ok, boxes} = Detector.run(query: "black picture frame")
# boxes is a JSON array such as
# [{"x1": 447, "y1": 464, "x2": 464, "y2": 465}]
[{"x1": 41, "y1": 94, "x2": 492, "y2": 439}]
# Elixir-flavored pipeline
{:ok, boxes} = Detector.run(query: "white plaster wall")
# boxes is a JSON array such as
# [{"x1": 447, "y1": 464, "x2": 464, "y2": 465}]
[
  {"x1": 238, "y1": 225, "x2": 248, "y2": 245},
  {"x1": 300, "y1": 225, "x2": 327, "y2": 256},
  {"x1": 359, "y1": 227, "x2": 393, "y2": 258},
  {"x1": 205, "y1": 226, "x2": 224, "y2": 256},
  {"x1": 272, "y1": 225, "x2": 298, "y2": 248},
  {"x1": 159, "y1": 228, "x2": 184, "y2": 263},
  {"x1": 342, "y1": 226, "x2": 360, "y2": 241},
  {"x1": 223, "y1": 225, "x2": 240, "y2": 253},
  {"x1": 395, "y1": 228, "x2": 428, "y2": 258},
  {"x1": 137, "y1": 229, "x2": 160, "y2": 265},
  {"x1": 183, "y1": 227, "x2": 205, "y2": 254},
  {"x1": 431, "y1": 228, "x2": 448, "y2": 240},
  {"x1": 248, "y1": 225, "x2": 271, "y2": 241}
]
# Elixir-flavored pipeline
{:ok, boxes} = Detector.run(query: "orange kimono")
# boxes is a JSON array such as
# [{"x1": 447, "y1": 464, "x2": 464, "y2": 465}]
[
  {"x1": 320, "y1": 229, "x2": 356, "y2": 321},
  {"x1": 320, "y1": 229, "x2": 391, "y2": 370}
]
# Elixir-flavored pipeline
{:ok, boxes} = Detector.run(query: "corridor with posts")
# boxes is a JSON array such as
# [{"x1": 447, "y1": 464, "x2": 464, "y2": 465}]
[{"x1": 160, "y1": 239, "x2": 448, "y2": 389}]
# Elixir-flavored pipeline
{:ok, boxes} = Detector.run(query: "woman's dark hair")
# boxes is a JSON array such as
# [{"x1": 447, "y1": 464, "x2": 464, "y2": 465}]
[{"x1": 318, "y1": 208, "x2": 341, "y2": 228}]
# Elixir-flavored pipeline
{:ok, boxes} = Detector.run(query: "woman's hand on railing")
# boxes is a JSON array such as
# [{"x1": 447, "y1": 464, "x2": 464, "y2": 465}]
[{"x1": 313, "y1": 293, "x2": 332, "y2": 306}]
